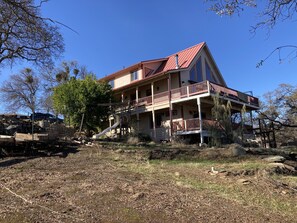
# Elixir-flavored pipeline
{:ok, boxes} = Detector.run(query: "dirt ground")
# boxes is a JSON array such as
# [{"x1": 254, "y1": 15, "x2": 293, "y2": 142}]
[{"x1": 0, "y1": 143, "x2": 296, "y2": 223}]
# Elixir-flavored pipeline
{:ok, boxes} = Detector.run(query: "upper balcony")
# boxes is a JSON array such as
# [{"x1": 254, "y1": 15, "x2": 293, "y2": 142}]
[{"x1": 122, "y1": 81, "x2": 259, "y2": 109}]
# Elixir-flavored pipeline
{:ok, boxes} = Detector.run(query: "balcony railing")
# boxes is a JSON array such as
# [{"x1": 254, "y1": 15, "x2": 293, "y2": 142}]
[
  {"x1": 173, "y1": 118, "x2": 211, "y2": 132},
  {"x1": 124, "y1": 81, "x2": 259, "y2": 108},
  {"x1": 172, "y1": 118, "x2": 253, "y2": 133},
  {"x1": 154, "y1": 91, "x2": 169, "y2": 104},
  {"x1": 209, "y1": 82, "x2": 259, "y2": 106}
]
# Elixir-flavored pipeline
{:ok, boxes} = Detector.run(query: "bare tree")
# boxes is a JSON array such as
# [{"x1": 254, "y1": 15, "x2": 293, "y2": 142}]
[
  {"x1": 205, "y1": 0, "x2": 297, "y2": 65},
  {"x1": 259, "y1": 83, "x2": 297, "y2": 127},
  {"x1": 40, "y1": 61, "x2": 91, "y2": 113},
  {"x1": 0, "y1": 0, "x2": 64, "y2": 68},
  {"x1": 0, "y1": 68, "x2": 40, "y2": 114}
]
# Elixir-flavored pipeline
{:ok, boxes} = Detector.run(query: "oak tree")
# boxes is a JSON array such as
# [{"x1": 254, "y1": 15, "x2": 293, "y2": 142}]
[
  {"x1": 258, "y1": 83, "x2": 297, "y2": 143},
  {"x1": 205, "y1": 0, "x2": 297, "y2": 65},
  {"x1": 0, "y1": 0, "x2": 64, "y2": 68},
  {"x1": 0, "y1": 68, "x2": 40, "y2": 114}
]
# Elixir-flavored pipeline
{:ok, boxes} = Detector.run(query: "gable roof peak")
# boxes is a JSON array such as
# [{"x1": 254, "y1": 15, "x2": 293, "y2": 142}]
[
  {"x1": 167, "y1": 42, "x2": 206, "y2": 58},
  {"x1": 160, "y1": 42, "x2": 205, "y2": 72}
]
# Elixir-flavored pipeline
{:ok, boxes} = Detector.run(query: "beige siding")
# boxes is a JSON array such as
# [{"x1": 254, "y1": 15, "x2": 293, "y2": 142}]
[
  {"x1": 114, "y1": 73, "x2": 130, "y2": 89},
  {"x1": 171, "y1": 72, "x2": 180, "y2": 89},
  {"x1": 114, "y1": 69, "x2": 143, "y2": 89},
  {"x1": 154, "y1": 79, "x2": 168, "y2": 93},
  {"x1": 143, "y1": 62, "x2": 163, "y2": 76},
  {"x1": 180, "y1": 70, "x2": 189, "y2": 86}
]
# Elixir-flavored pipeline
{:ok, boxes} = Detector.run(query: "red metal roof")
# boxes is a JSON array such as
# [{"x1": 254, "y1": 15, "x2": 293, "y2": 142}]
[
  {"x1": 161, "y1": 42, "x2": 205, "y2": 72},
  {"x1": 101, "y1": 42, "x2": 205, "y2": 82}
]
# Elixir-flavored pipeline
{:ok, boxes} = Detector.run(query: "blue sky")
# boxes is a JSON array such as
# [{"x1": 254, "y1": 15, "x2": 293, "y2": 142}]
[{"x1": 1, "y1": 0, "x2": 296, "y2": 113}]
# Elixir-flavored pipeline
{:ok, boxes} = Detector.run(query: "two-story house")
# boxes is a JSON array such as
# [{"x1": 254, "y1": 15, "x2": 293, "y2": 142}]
[{"x1": 99, "y1": 42, "x2": 259, "y2": 143}]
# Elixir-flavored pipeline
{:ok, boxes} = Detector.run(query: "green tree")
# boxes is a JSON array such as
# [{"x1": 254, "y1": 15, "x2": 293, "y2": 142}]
[
  {"x1": 0, "y1": 0, "x2": 64, "y2": 68},
  {"x1": 207, "y1": 95, "x2": 233, "y2": 146},
  {"x1": 52, "y1": 75, "x2": 113, "y2": 135},
  {"x1": 41, "y1": 61, "x2": 90, "y2": 113}
]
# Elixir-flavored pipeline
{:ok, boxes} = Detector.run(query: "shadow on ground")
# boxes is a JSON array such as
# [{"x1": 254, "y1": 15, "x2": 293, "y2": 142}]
[{"x1": 0, "y1": 141, "x2": 80, "y2": 168}]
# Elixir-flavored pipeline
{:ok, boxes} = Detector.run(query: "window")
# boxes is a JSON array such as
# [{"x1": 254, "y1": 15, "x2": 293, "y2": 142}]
[
  {"x1": 190, "y1": 67, "x2": 196, "y2": 82},
  {"x1": 189, "y1": 57, "x2": 202, "y2": 83},
  {"x1": 205, "y1": 62, "x2": 214, "y2": 82},
  {"x1": 196, "y1": 59, "x2": 202, "y2": 82},
  {"x1": 108, "y1": 80, "x2": 114, "y2": 88},
  {"x1": 131, "y1": 70, "x2": 138, "y2": 81}
]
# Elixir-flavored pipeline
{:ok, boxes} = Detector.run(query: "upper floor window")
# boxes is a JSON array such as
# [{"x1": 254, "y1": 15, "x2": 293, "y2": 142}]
[
  {"x1": 189, "y1": 58, "x2": 202, "y2": 83},
  {"x1": 131, "y1": 70, "x2": 138, "y2": 81},
  {"x1": 196, "y1": 59, "x2": 202, "y2": 82},
  {"x1": 108, "y1": 79, "x2": 114, "y2": 88},
  {"x1": 205, "y1": 62, "x2": 214, "y2": 82}
]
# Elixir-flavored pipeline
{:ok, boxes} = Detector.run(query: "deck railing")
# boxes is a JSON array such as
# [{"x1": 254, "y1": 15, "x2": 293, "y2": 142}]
[
  {"x1": 154, "y1": 91, "x2": 169, "y2": 104},
  {"x1": 123, "y1": 81, "x2": 259, "y2": 108},
  {"x1": 172, "y1": 118, "x2": 253, "y2": 133},
  {"x1": 209, "y1": 82, "x2": 259, "y2": 106}
]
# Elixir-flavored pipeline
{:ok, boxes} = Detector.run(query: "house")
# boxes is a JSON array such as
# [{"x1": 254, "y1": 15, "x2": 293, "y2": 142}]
[{"x1": 100, "y1": 42, "x2": 259, "y2": 143}]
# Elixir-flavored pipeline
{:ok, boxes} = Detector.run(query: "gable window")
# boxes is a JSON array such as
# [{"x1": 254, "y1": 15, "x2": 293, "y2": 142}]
[
  {"x1": 196, "y1": 59, "x2": 202, "y2": 82},
  {"x1": 205, "y1": 62, "x2": 214, "y2": 82},
  {"x1": 131, "y1": 70, "x2": 138, "y2": 81},
  {"x1": 108, "y1": 80, "x2": 114, "y2": 88},
  {"x1": 189, "y1": 57, "x2": 202, "y2": 83},
  {"x1": 190, "y1": 67, "x2": 196, "y2": 82}
]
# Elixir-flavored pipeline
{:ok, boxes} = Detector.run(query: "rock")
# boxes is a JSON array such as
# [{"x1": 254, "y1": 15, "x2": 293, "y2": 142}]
[
  {"x1": 174, "y1": 172, "x2": 181, "y2": 177},
  {"x1": 229, "y1": 144, "x2": 246, "y2": 157},
  {"x1": 237, "y1": 179, "x2": 251, "y2": 185},
  {"x1": 284, "y1": 160, "x2": 297, "y2": 170},
  {"x1": 269, "y1": 162, "x2": 296, "y2": 174},
  {"x1": 268, "y1": 162, "x2": 285, "y2": 168},
  {"x1": 132, "y1": 192, "x2": 145, "y2": 200},
  {"x1": 115, "y1": 149, "x2": 123, "y2": 153},
  {"x1": 113, "y1": 156, "x2": 120, "y2": 161},
  {"x1": 263, "y1": 156, "x2": 286, "y2": 163}
]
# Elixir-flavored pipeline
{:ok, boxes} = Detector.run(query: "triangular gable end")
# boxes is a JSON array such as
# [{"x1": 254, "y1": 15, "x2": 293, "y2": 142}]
[{"x1": 186, "y1": 43, "x2": 227, "y2": 87}]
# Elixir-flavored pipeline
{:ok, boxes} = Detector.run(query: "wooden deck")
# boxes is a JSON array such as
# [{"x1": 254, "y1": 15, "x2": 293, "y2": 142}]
[{"x1": 126, "y1": 81, "x2": 259, "y2": 108}]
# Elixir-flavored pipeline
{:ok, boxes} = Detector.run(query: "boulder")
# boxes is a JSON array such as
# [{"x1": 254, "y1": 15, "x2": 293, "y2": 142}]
[
  {"x1": 237, "y1": 179, "x2": 251, "y2": 185},
  {"x1": 284, "y1": 160, "x2": 297, "y2": 170},
  {"x1": 268, "y1": 162, "x2": 296, "y2": 174},
  {"x1": 199, "y1": 144, "x2": 246, "y2": 159},
  {"x1": 228, "y1": 144, "x2": 246, "y2": 157},
  {"x1": 263, "y1": 156, "x2": 286, "y2": 163}
]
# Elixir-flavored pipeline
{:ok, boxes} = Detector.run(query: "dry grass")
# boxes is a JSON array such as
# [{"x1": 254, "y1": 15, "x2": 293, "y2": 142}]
[{"x1": 128, "y1": 156, "x2": 297, "y2": 218}]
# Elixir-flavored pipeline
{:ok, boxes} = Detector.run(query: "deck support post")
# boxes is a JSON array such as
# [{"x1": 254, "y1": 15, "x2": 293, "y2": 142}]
[
  {"x1": 136, "y1": 87, "x2": 139, "y2": 103},
  {"x1": 136, "y1": 113, "x2": 140, "y2": 133},
  {"x1": 168, "y1": 74, "x2": 173, "y2": 141},
  {"x1": 152, "y1": 108, "x2": 156, "y2": 140},
  {"x1": 151, "y1": 82, "x2": 154, "y2": 105},
  {"x1": 240, "y1": 106, "x2": 244, "y2": 142},
  {"x1": 197, "y1": 97, "x2": 204, "y2": 145},
  {"x1": 136, "y1": 87, "x2": 139, "y2": 133},
  {"x1": 121, "y1": 92, "x2": 124, "y2": 103},
  {"x1": 109, "y1": 116, "x2": 112, "y2": 135}
]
